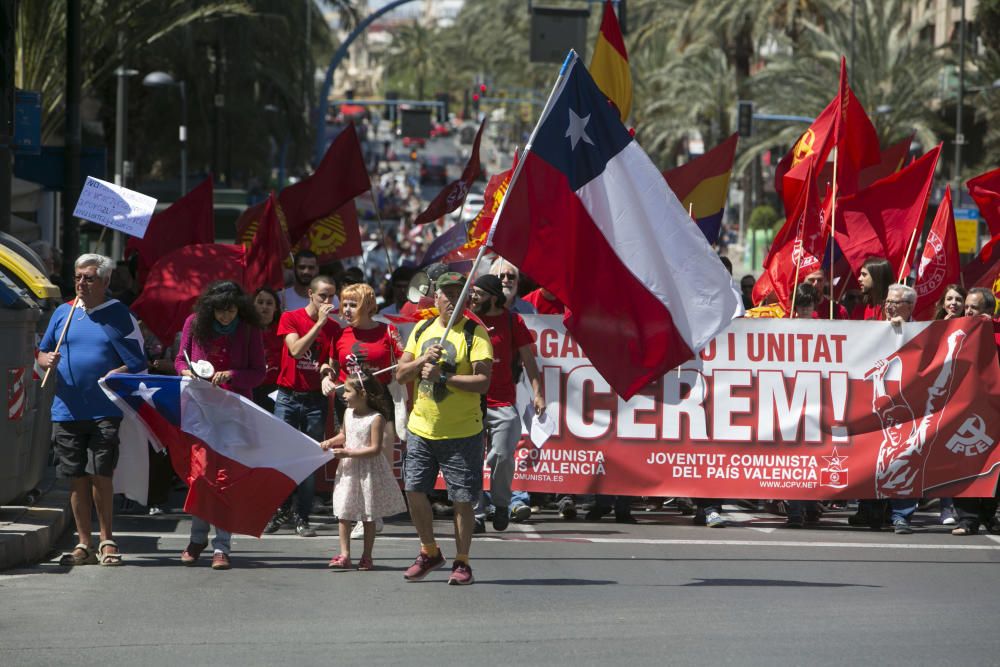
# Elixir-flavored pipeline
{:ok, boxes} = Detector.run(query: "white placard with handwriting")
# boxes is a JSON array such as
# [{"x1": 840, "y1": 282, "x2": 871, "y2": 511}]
[{"x1": 72, "y1": 176, "x2": 157, "y2": 238}]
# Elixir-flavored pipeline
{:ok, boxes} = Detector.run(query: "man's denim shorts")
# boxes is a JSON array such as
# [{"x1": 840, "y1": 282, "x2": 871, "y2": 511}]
[{"x1": 404, "y1": 431, "x2": 484, "y2": 503}]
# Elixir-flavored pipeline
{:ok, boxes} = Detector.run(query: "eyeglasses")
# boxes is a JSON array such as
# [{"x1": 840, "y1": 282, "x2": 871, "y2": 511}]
[
  {"x1": 884, "y1": 299, "x2": 913, "y2": 307},
  {"x1": 496, "y1": 272, "x2": 517, "y2": 280},
  {"x1": 73, "y1": 274, "x2": 98, "y2": 284}
]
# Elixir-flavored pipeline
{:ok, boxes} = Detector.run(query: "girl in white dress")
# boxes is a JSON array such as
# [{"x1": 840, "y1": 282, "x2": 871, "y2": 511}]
[{"x1": 321, "y1": 373, "x2": 406, "y2": 570}]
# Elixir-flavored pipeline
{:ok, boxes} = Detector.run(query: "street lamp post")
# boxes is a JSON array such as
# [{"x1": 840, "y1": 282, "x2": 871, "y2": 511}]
[
  {"x1": 113, "y1": 61, "x2": 137, "y2": 260},
  {"x1": 143, "y1": 71, "x2": 188, "y2": 197},
  {"x1": 954, "y1": 0, "x2": 966, "y2": 207}
]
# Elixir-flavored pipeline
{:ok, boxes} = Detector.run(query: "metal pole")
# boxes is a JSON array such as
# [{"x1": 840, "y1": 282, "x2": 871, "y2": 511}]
[
  {"x1": 112, "y1": 34, "x2": 128, "y2": 259},
  {"x1": 0, "y1": 0, "x2": 16, "y2": 235},
  {"x1": 179, "y1": 80, "x2": 188, "y2": 197},
  {"x1": 954, "y1": 1, "x2": 965, "y2": 207},
  {"x1": 849, "y1": 0, "x2": 856, "y2": 85},
  {"x1": 62, "y1": 0, "x2": 81, "y2": 282}
]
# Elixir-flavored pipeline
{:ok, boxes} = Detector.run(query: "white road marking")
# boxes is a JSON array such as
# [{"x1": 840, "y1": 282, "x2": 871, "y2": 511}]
[
  {"x1": 510, "y1": 522, "x2": 541, "y2": 539},
  {"x1": 725, "y1": 511, "x2": 777, "y2": 533},
  {"x1": 102, "y1": 531, "x2": 1000, "y2": 551}
]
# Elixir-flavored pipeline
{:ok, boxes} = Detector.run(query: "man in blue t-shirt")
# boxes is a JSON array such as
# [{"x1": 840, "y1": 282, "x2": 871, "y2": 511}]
[{"x1": 38, "y1": 254, "x2": 147, "y2": 567}]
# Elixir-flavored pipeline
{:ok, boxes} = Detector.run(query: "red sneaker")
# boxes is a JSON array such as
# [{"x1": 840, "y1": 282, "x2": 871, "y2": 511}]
[
  {"x1": 328, "y1": 554, "x2": 352, "y2": 570},
  {"x1": 403, "y1": 551, "x2": 446, "y2": 581},
  {"x1": 210, "y1": 552, "x2": 231, "y2": 570},
  {"x1": 447, "y1": 561, "x2": 474, "y2": 586},
  {"x1": 180, "y1": 542, "x2": 207, "y2": 566}
]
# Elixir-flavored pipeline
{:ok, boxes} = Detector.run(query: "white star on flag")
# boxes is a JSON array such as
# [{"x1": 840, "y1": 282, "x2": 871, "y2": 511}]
[
  {"x1": 124, "y1": 314, "x2": 145, "y2": 348},
  {"x1": 565, "y1": 109, "x2": 595, "y2": 150},
  {"x1": 131, "y1": 382, "x2": 160, "y2": 406}
]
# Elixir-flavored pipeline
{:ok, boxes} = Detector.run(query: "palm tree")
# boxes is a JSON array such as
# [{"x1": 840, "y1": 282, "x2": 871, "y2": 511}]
[
  {"x1": 384, "y1": 21, "x2": 445, "y2": 101},
  {"x1": 736, "y1": 0, "x2": 946, "y2": 176},
  {"x1": 16, "y1": 0, "x2": 254, "y2": 143}
]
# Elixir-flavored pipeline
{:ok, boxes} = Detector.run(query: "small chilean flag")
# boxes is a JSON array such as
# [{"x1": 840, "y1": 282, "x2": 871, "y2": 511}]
[{"x1": 101, "y1": 374, "x2": 333, "y2": 537}]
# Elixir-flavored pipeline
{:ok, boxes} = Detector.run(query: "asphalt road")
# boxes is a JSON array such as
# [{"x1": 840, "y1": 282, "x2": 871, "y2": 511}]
[{"x1": 3, "y1": 505, "x2": 998, "y2": 667}]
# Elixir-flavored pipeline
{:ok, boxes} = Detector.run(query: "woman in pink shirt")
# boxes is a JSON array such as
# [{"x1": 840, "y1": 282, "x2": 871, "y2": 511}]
[{"x1": 174, "y1": 281, "x2": 266, "y2": 570}]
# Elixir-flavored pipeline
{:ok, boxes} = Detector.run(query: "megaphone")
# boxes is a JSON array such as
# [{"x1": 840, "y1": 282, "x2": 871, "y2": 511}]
[
  {"x1": 407, "y1": 271, "x2": 431, "y2": 304},
  {"x1": 406, "y1": 262, "x2": 450, "y2": 303}
]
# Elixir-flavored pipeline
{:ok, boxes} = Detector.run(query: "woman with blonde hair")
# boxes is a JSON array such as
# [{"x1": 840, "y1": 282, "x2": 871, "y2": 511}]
[{"x1": 322, "y1": 282, "x2": 406, "y2": 535}]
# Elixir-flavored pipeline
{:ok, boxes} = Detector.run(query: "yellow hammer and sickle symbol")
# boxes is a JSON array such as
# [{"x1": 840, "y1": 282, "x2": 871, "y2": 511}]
[
  {"x1": 239, "y1": 219, "x2": 259, "y2": 246},
  {"x1": 791, "y1": 129, "x2": 816, "y2": 166},
  {"x1": 308, "y1": 214, "x2": 347, "y2": 255}
]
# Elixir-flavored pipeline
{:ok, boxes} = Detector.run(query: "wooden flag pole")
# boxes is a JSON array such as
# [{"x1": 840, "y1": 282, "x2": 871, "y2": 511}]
[
  {"x1": 789, "y1": 258, "x2": 802, "y2": 318},
  {"x1": 828, "y1": 148, "x2": 839, "y2": 319},
  {"x1": 41, "y1": 297, "x2": 81, "y2": 388},
  {"x1": 899, "y1": 228, "x2": 919, "y2": 284}
]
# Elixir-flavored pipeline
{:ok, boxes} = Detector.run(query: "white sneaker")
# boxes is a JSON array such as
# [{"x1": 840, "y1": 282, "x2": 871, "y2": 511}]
[
  {"x1": 351, "y1": 519, "x2": 384, "y2": 539},
  {"x1": 706, "y1": 511, "x2": 727, "y2": 528}
]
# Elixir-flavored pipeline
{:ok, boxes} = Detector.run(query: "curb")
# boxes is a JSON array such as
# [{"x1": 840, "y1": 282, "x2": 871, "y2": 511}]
[{"x1": 0, "y1": 475, "x2": 71, "y2": 570}]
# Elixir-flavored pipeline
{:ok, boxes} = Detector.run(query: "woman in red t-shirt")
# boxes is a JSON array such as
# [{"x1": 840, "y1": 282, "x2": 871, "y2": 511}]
[
  {"x1": 850, "y1": 257, "x2": 892, "y2": 321},
  {"x1": 252, "y1": 286, "x2": 283, "y2": 411},
  {"x1": 322, "y1": 282, "x2": 403, "y2": 452}
]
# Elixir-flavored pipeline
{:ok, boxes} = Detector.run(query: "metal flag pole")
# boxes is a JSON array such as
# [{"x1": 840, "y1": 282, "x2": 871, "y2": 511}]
[
  {"x1": 367, "y1": 187, "x2": 395, "y2": 276},
  {"x1": 436, "y1": 50, "x2": 578, "y2": 344}
]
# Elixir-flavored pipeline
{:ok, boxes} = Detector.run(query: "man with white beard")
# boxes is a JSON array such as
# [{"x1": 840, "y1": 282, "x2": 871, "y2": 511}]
[{"x1": 490, "y1": 257, "x2": 535, "y2": 315}]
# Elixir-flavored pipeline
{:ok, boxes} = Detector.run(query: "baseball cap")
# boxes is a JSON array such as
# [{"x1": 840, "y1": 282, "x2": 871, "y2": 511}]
[{"x1": 435, "y1": 271, "x2": 466, "y2": 289}]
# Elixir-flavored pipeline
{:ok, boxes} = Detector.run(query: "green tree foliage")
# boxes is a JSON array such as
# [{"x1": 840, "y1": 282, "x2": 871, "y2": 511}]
[{"x1": 15, "y1": 0, "x2": 337, "y2": 191}]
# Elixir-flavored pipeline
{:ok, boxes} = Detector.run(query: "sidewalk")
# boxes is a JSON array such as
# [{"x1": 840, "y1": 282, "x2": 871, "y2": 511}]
[{"x1": 0, "y1": 469, "x2": 71, "y2": 570}]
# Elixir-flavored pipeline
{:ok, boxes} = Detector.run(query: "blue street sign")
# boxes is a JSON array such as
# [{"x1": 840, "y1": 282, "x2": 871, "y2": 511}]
[
  {"x1": 14, "y1": 146, "x2": 107, "y2": 190},
  {"x1": 13, "y1": 91, "x2": 42, "y2": 155}
]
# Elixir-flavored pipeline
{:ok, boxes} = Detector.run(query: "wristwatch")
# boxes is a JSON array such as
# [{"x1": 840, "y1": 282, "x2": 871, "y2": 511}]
[{"x1": 437, "y1": 370, "x2": 450, "y2": 386}]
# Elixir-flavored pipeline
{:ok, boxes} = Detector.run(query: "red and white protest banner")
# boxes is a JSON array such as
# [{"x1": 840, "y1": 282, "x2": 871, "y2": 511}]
[{"x1": 505, "y1": 316, "x2": 1000, "y2": 500}]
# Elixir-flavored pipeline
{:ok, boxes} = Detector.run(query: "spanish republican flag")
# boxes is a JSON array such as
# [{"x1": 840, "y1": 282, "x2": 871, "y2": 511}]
[
  {"x1": 662, "y1": 133, "x2": 739, "y2": 243},
  {"x1": 589, "y1": 0, "x2": 631, "y2": 121}
]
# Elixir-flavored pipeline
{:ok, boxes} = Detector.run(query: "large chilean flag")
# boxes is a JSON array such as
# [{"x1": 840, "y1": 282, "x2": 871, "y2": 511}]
[
  {"x1": 101, "y1": 375, "x2": 333, "y2": 537},
  {"x1": 489, "y1": 52, "x2": 743, "y2": 399}
]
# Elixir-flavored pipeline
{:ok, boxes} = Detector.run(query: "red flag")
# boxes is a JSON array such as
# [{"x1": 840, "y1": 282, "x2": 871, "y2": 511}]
[
  {"x1": 130, "y1": 243, "x2": 246, "y2": 345},
  {"x1": 760, "y1": 159, "x2": 828, "y2": 310},
  {"x1": 818, "y1": 134, "x2": 913, "y2": 191},
  {"x1": 776, "y1": 57, "x2": 880, "y2": 212},
  {"x1": 126, "y1": 177, "x2": 214, "y2": 287},
  {"x1": 414, "y1": 120, "x2": 485, "y2": 224},
  {"x1": 243, "y1": 193, "x2": 290, "y2": 292},
  {"x1": 834, "y1": 144, "x2": 941, "y2": 279},
  {"x1": 279, "y1": 123, "x2": 370, "y2": 245},
  {"x1": 859, "y1": 135, "x2": 913, "y2": 189},
  {"x1": 912, "y1": 186, "x2": 960, "y2": 320},
  {"x1": 967, "y1": 166, "x2": 1000, "y2": 238},
  {"x1": 962, "y1": 233, "x2": 1000, "y2": 300},
  {"x1": 236, "y1": 199, "x2": 362, "y2": 265}
]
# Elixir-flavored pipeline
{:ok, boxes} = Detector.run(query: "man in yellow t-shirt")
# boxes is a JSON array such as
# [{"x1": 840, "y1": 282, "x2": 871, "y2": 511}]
[{"x1": 396, "y1": 271, "x2": 493, "y2": 586}]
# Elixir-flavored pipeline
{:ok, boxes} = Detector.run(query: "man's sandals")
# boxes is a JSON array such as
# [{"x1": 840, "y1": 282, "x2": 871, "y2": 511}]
[
  {"x1": 97, "y1": 540, "x2": 123, "y2": 566},
  {"x1": 58, "y1": 540, "x2": 123, "y2": 566},
  {"x1": 58, "y1": 543, "x2": 98, "y2": 566}
]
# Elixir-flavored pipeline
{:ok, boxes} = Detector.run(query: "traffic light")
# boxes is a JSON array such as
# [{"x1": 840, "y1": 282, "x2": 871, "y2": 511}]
[
  {"x1": 472, "y1": 86, "x2": 481, "y2": 113},
  {"x1": 737, "y1": 101, "x2": 754, "y2": 138}
]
